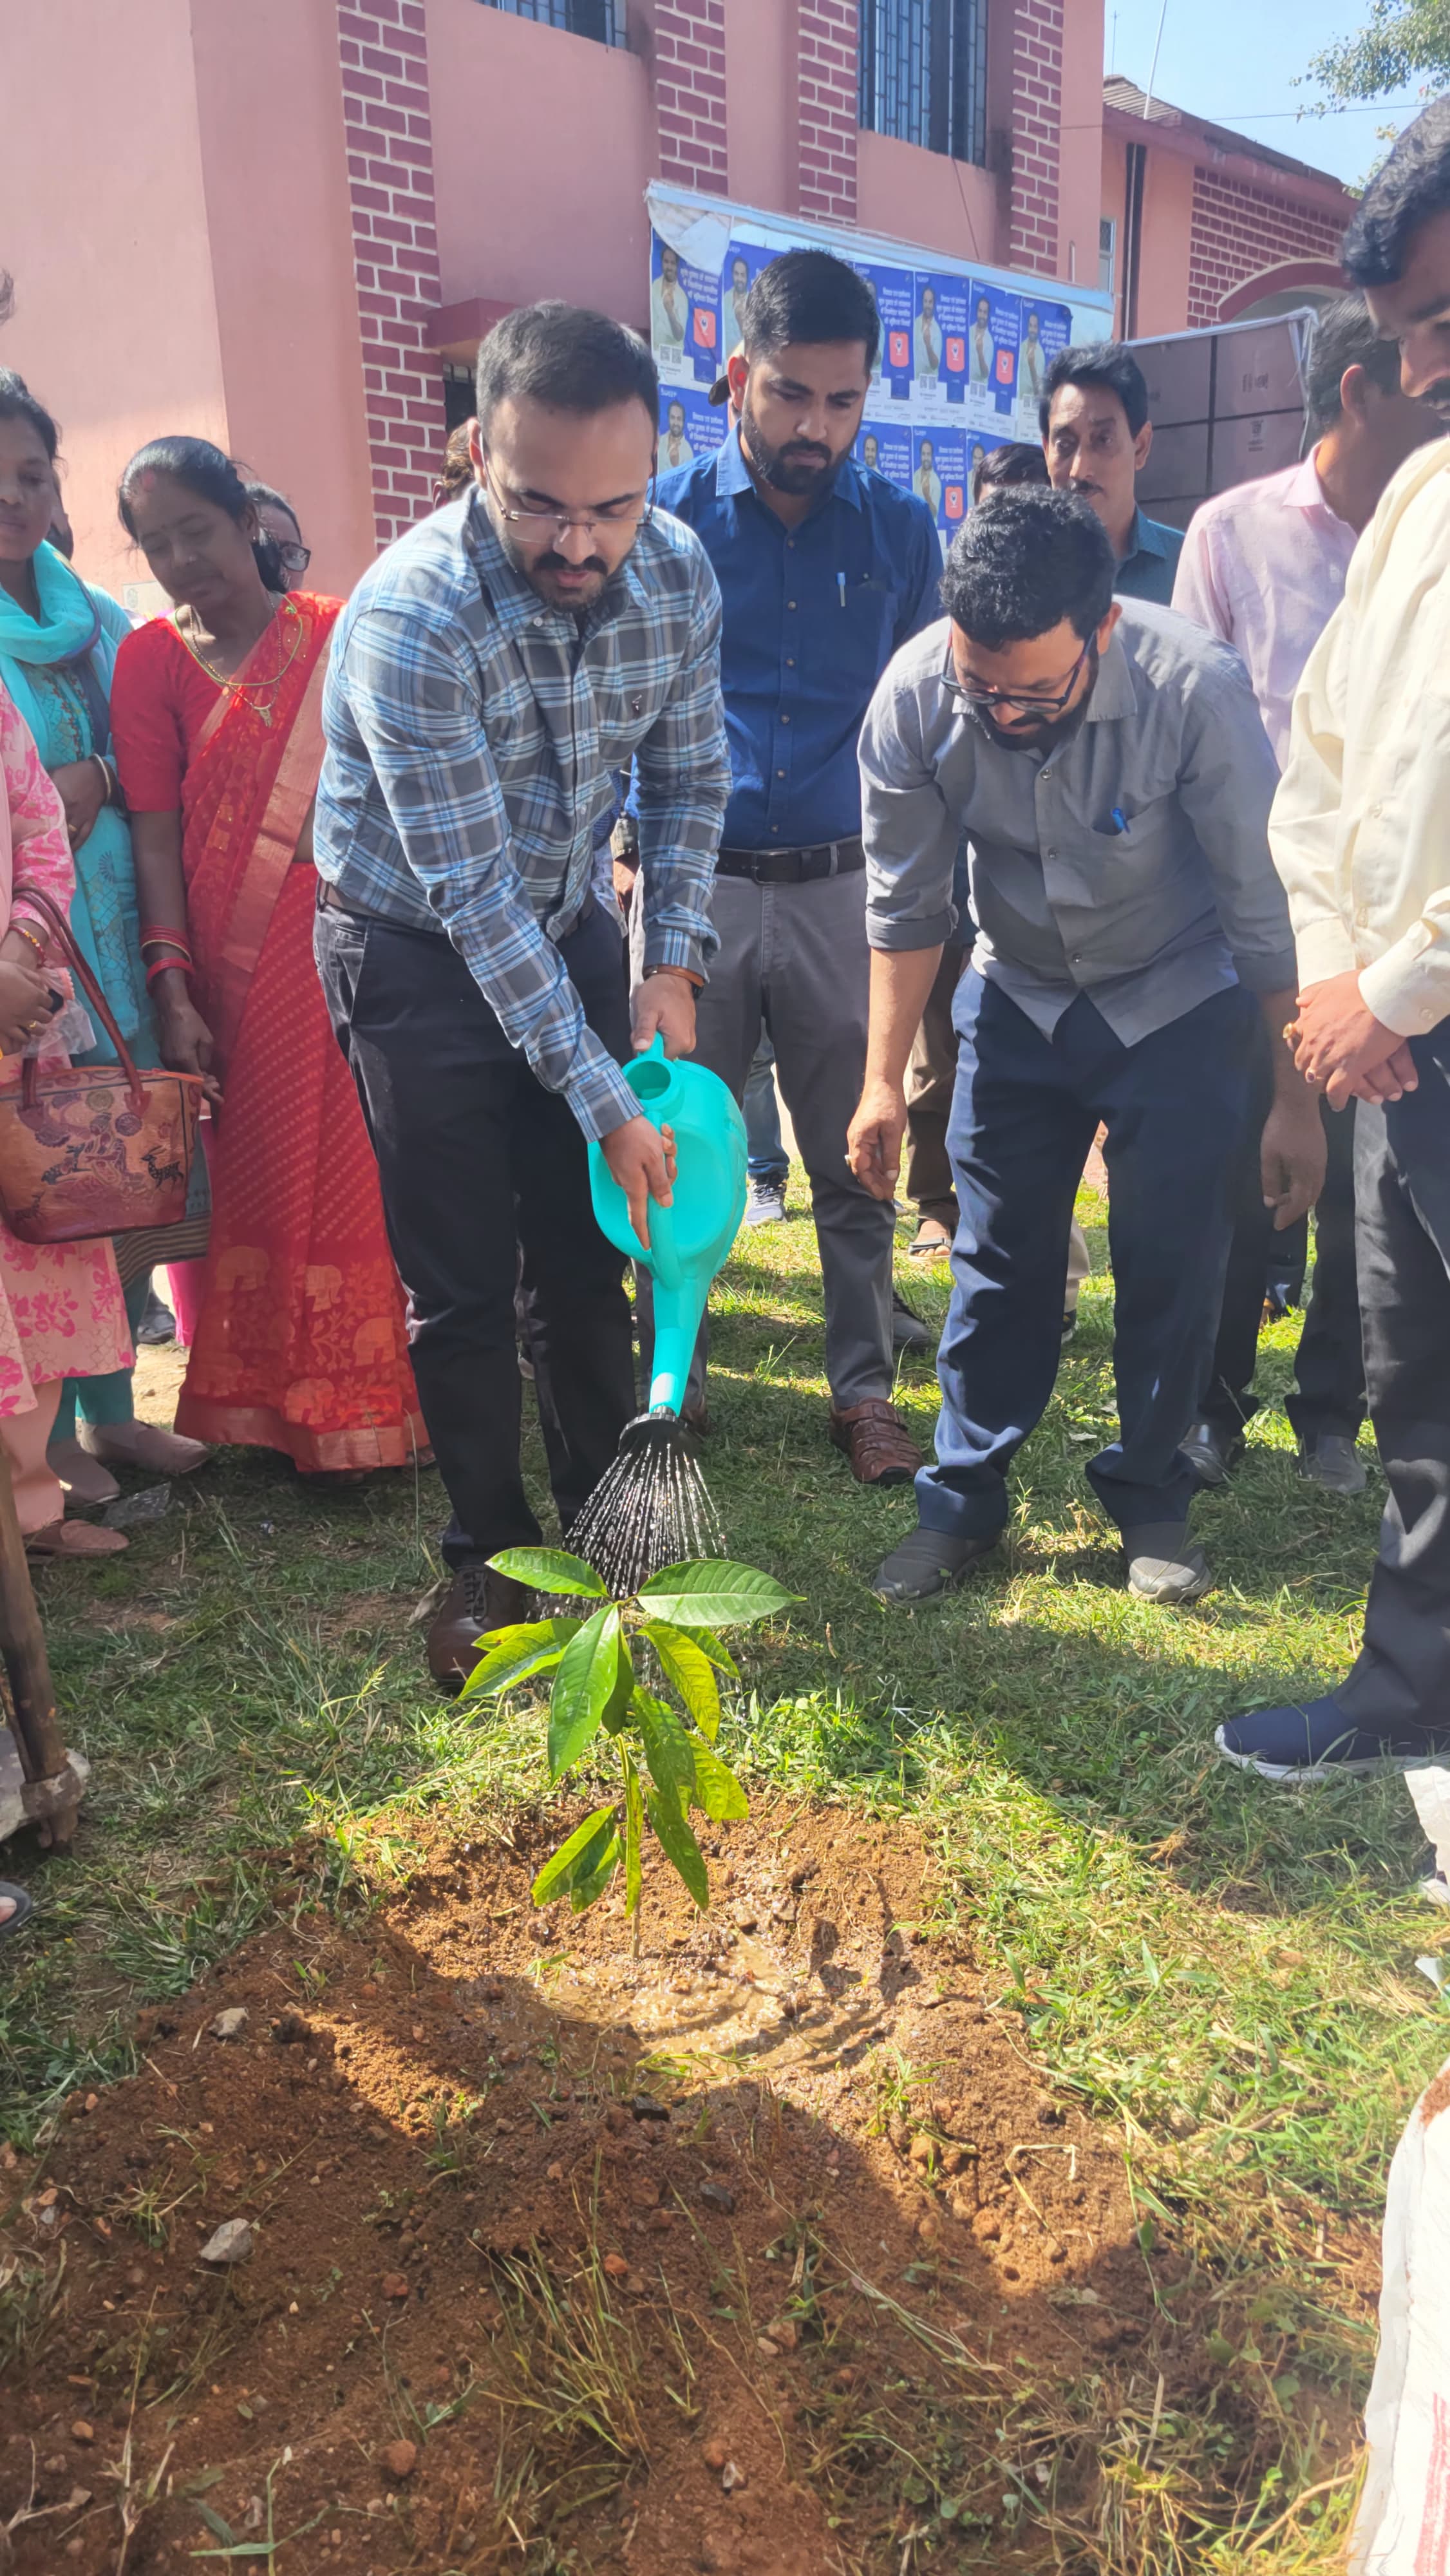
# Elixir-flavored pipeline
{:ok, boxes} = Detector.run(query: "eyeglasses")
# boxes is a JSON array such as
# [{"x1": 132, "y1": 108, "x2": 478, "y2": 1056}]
[
  {"x1": 276, "y1": 540, "x2": 312, "y2": 576},
  {"x1": 482, "y1": 458, "x2": 655, "y2": 546},
  {"x1": 942, "y1": 636, "x2": 1093, "y2": 718}
]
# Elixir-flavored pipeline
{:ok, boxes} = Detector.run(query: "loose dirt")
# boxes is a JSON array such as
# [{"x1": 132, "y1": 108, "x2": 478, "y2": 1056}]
[{"x1": 0, "y1": 1804, "x2": 1343, "y2": 2572}]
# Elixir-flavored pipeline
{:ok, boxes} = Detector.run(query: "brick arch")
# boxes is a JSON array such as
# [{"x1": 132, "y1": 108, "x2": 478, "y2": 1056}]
[{"x1": 1219, "y1": 259, "x2": 1346, "y2": 323}]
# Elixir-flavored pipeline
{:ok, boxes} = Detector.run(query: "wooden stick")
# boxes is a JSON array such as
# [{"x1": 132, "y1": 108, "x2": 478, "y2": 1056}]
[{"x1": 0, "y1": 1444, "x2": 64, "y2": 1781}]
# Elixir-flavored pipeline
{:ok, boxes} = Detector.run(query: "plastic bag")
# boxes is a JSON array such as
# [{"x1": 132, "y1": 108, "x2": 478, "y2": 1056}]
[{"x1": 1349, "y1": 1768, "x2": 1450, "y2": 2575}]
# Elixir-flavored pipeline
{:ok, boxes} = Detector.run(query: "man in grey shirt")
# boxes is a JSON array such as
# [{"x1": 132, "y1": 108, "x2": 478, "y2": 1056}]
[{"x1": 847, "y1": 488, "x2": 1324, "y2": 1605}]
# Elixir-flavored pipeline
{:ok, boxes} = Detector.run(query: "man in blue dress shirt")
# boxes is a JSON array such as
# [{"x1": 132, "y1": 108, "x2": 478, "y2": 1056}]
[{"x1": 656, "y1": 251, "x2": 942, "y2": 1482}]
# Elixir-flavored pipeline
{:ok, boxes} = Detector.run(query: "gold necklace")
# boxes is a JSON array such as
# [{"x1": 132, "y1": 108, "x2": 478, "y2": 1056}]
[{"x1": 173, "y1": 596, "x2": 303, "y2": 728}]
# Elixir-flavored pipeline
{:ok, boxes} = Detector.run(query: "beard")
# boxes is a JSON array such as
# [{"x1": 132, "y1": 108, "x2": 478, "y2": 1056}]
[
  {"x1": 494, "y1": 518, "x2": 612, "y2": 612},
  {"x1": 740, "y1": 387, "x2": 842, "y2": 499},
  {"x1": 970, "y1": 645, "x2": 1099, "y2": 755}
]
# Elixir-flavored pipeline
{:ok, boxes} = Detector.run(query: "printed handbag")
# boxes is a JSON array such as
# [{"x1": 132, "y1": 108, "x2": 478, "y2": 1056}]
[{"x1": 0, "y1": 886, "x2": 204, "y2": 1246}]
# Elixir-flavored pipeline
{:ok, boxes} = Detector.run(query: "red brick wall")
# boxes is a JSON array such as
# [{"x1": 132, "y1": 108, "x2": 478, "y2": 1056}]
[
  {"x1": 1187, "y1": 168, "x2": 1346, "y2": 328},
  {"x1": 654, "y1": 0, "x2": 728, "y2": 193},
  {"x1": 1008, "y1": 0, "x2": 1063, "y2": 275},
  {"x1": 336, "y1": 0, "x2": 447, "y2": 551},
  {"x1": 798, "y1": 0, "x2": 859, "y2": 224}
]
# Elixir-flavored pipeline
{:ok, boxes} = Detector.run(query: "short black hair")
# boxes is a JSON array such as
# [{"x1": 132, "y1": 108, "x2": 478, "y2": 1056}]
[
  {"x1": 972, "y1": 440, "x2": 1050, "y2": 505},
  {"x1": 940, "y1": 488, "x2": 1116, "y2": 648},
  {"x1": 742, "y1": 249, "x2": 880, "y2": 373},
  {"x1": 1303, "y1": 292, "x2": 1404, "y2": 424},
  {"x1": 1343, "y1": 97, "x2": 1450, "y2": 286},
  {"x1": 1040, "y1": 340, "x2": 1149, "y2": 440},
  {"x1": 0, "y1": 369, "x2": 59, "y2": 463},
  {"x1": 475, "y1": 301, "x2": 657, "y2": 436}
]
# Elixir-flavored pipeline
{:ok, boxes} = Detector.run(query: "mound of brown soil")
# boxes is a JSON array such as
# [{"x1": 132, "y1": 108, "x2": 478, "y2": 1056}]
[{"x1": 0, "y1": 1805, "x2": 1310, "y2": 2572}]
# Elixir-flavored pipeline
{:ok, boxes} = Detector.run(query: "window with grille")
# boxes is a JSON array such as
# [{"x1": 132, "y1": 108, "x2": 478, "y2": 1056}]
[
  {"x1": 1099, "y1": 216, "x2": 1116, "y2": 296},
  {"x1": 858, "y1": 0, "x2": 988, "y2": 166},
  {"x1": 479, "y1": 0, "x2": 624, "y2": 44}
]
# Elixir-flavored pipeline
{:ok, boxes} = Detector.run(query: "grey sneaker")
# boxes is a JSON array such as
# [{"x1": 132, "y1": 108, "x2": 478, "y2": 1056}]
[
  {"x1": 744, "y1": 1179, "x2": 787, "y2": 1227},
  {"x1": 871, "y1": 1525, "x2": 997, "y2": 1603},
  {"x1": 1125, "y1": 1523, "x2": 1212, "y2": 1605},
  {"x1": 1297, "y1": 1432, "x2": 1367, "y2": 1497}
]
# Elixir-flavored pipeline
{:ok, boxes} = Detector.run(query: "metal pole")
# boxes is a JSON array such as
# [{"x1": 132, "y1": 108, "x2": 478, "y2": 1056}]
[{"x1": 1141, "y1": 0, "x2": 1170, "y2": 121}]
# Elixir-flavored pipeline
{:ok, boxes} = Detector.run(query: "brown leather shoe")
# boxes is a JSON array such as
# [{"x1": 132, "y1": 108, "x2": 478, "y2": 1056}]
[
  {"x1": 829, "y1": 1399, "x2": 921, "y2": 1488},
  {"x1": 426, "y1": 1565, "x2": 532, "y2": 1694}
]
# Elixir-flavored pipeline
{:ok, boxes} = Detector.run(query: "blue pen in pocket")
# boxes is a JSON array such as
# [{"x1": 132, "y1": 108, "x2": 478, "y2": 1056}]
[
  {"x1": 1107, "y1": 806, "x2": 1129, "y2": 835},
  {"x1": 837, "y1": 572, "x2": 846, "y2": 610}
]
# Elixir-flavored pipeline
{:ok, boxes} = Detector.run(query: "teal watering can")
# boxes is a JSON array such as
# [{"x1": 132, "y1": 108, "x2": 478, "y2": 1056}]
[{"x1": 588, "y1": 1036, "x2": 748, "y2": 1416}]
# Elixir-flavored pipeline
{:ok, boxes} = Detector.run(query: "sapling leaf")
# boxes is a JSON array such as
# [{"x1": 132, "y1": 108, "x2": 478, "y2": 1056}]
[
  {"x1": 460, "y1": 1618, "x2": 579, "y2": 1703},
  {"x1": 634, "y1": 1692, "x2": 697, "y2": 1803},
  {"x1": 599, "y1": 1632, "x2": 636, "y2": 1736},
  {"x1": 622, "y1": 1745, "x2": 644, "y2": 1921},
  {"x1": 489, "y1": 1546, "x2": 607, "y2": 1598},
  {"x1": 689, "y1": 1740, "x2": 749, "y2": 1821},
  {"x1": 637, "y1": 1560, "x2": 799, "y2": 1627},
  {"x1": 642, "y1": 1619, "x2": 721, "y2": 1739},
  {"x1": 548, "y1": 1605, "x2": 625, "y2": 1781},
  {"x1": 667, "y1": 1624, "x2": 740, "y2": 1682},
  {"x1": 569, "y1": 1833, "x2": 621, "y2": 1912},
  {"x1": 646, "y1": 1786, "x2": 710, "y2": 1909},
  {"x1": 532, "y1": 1803, "x2": 619, "y2": 1905}
]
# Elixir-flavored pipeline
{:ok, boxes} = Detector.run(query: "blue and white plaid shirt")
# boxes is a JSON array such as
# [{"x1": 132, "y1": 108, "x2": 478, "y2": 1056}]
[{"x1": 316, "y1": 488, "x2": 731, "y2": 1140}]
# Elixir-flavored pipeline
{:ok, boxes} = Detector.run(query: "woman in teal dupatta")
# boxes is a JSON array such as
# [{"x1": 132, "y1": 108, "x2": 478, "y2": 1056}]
[{"x1": 0, "y1": 372, "x2": 207, "y2": 1495}]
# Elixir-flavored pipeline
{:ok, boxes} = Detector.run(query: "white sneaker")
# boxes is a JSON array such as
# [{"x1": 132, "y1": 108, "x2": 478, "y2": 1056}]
[{"x1": 743, "y1": 1179, "x2": 786, "y2": 1227}]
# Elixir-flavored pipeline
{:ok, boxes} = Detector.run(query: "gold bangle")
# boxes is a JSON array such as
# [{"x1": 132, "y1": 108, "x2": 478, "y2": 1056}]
[{"x1": 10, "y1": 922, "x2": 45, "y2": 965}]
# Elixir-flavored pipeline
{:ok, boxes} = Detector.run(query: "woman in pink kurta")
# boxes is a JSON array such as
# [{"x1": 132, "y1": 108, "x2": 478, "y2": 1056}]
[{"x1": 0, "y1": 685, "x2": 131, "y2": 1553}]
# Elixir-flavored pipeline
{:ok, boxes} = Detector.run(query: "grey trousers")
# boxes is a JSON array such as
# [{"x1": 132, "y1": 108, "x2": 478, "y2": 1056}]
[
  {"x1": 639, "y1": 870, "x2": 894, "y2": 1410},
  {"x1": 1333, "y1": 1024, "x2": 1450, "y2": 1734}
]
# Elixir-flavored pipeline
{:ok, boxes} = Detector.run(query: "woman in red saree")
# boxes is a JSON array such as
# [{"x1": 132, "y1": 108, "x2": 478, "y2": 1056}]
[{"x1": 109, "y1": 440, "x2": 424, "y2": 1475}]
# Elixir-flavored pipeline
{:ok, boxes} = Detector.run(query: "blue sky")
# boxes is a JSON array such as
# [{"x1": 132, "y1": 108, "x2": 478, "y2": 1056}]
[{"x1": 1104, "y1": 0, "x2": 1429, "y2": 185}]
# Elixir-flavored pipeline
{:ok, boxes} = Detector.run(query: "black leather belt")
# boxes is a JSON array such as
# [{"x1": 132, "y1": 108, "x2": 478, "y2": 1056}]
[{"x1": 715, "y1": 837, "x2": 864, "y2": 884}]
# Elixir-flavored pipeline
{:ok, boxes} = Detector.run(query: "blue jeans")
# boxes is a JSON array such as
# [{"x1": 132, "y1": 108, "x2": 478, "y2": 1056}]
[
  {"x1": 742, "y1": 1029, "x2": 788, "y2": 1187},
  {"x1": 918, "y1": 974, "x2": 1254, "y2": 1541}
]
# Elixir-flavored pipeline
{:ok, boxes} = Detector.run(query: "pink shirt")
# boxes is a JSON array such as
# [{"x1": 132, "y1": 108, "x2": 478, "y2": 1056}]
[{"x1": 1171, "y1": 452, "x2": 1356, "y2": 766}]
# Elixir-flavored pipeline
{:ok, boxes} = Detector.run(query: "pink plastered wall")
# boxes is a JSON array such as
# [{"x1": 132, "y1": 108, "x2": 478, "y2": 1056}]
[
  {"x1": 1100, "y1": 130, "x2": 1195, "y2": 338},
  {"x1": 428, "y1": 0, "x2": 657, "y2": 332},
  {"x1": 856, "y1": 131, "x2": 1003, "y2": 266},
  {"x1": 191, "y1": 0, "x2": 376, "y2": 600},
  {"x1": 1057, "y1": 0, "x2": 1105, "y2": 291},
  {"x1": 0, "y1": 0, "x2": 229, "y2": 606}
]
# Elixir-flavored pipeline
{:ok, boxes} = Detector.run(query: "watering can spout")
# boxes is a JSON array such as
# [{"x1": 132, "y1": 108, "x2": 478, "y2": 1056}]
[{"x1": 587, "y1": 1036, "x2": 748, "y2": 1417}]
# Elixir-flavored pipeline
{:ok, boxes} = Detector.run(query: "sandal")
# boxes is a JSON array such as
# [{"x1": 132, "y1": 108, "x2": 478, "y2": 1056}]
[
  {"x1": 907, "y1": 1219, "x2": 954, "y2": 1262},
  {"x1": 25, "y1": 1519, "x2": 128, "y2": 1558},
  {"x1": 0, "y1": 1882, "x2": 33, "y2": 1937}
]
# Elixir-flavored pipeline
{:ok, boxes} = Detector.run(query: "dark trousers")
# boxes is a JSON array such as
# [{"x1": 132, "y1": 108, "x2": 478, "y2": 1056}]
[
  {"x1": 314, "y1": 900, "x2": 635, "y2": 1569},
  {"x1": 918, "y1": 974, "x2": 1254, "y2": 1540},
  {"x1": 1334, "y1": 1026, "x2": 1450, "y2": 1733},
  {"x1": 905, "y1": 937, "x2": 968, "y2": 1231},
  {"x1": 1200, "y1": 1030, "x2": 1364, "y2": 1446}
]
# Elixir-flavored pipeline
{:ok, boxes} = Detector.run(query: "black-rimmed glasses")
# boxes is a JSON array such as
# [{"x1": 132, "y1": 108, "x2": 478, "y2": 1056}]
[{"x1": 942, "y1": 636, "x2": 1092, "y2": 717}]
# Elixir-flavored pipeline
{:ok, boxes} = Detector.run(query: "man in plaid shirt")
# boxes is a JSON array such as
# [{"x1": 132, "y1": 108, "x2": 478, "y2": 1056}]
[{"x1": 315, "y1": 302, "x2": 730, "y2": 1687}]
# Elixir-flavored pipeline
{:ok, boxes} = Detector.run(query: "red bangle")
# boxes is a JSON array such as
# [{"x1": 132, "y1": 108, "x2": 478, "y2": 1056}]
[
  {"x1": 145, "y1": 957, "x2": 190, "y2": 990},
  {"x1": 139, "y1": 923, "x2": 191, "y2": 951}
]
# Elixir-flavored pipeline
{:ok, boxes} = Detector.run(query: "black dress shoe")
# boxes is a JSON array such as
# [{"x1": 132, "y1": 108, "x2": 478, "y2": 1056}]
[
  {"x1": 1178, "y1": 1419, "x2": 1242, "y2": 1487},
  {"x1": 426, "y1": 1565, "x2": 533, "y2": 1693}
]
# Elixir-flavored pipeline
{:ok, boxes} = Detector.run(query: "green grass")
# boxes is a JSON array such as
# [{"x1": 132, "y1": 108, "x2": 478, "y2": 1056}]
[{"x1": 2, "y1": 1178, "x2": 1445, "y2": 2571}]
